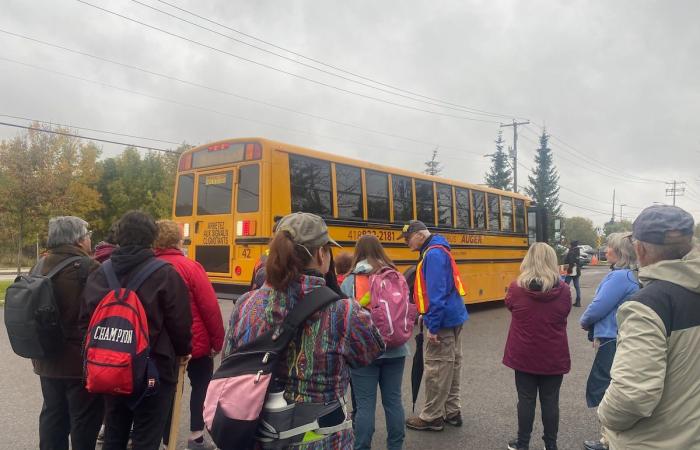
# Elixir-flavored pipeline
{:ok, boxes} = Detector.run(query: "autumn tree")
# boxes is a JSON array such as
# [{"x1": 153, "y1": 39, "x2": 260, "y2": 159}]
[{"x1": 563, "y1": 216, "x2": 597, "y2": 246}]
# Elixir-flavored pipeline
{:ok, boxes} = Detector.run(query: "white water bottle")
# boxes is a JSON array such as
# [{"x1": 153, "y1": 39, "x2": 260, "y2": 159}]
[{"x1": 264, "y1": 390, "x2": 288, "y2": 411}]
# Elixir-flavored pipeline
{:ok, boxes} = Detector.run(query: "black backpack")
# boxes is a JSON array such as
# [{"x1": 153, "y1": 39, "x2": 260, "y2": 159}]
[
  {"x1": 4, "y1": 256, "x2": 84, "y2": 359},
  {"x1": 203, "y1": 286, "x2": 340, "y2": 450}
]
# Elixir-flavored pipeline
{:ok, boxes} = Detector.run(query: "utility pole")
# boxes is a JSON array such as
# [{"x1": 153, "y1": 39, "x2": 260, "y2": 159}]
[
  {"x1": 620, "y1": 203, "x2": 627, "y2": 222},
  {"x1": 500, "y1": 119, "x2": 530, "y2": 193},
  {"x1": 665, "y1": 180, "x2": 686, "y2": 206},
  {"x1": 611, "y1": 188, "x2": 616, "y2": 222}
]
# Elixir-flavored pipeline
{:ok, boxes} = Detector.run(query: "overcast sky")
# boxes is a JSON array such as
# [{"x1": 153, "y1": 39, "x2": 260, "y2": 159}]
[{"x1": 2, "y1": 0, "x2": 699, "y2": 226}]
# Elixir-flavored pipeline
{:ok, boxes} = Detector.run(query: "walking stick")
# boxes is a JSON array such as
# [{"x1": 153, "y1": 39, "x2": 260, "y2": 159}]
[{"x1": 167, "y1": 356, "x2": 190, "y2": 450}]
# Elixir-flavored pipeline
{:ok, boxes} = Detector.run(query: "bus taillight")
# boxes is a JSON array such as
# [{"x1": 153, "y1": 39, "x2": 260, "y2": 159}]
[
  {"x1": 236, "y1": 220, "x2": 257, "y2": 236},
  {"x1": 234, "y1": 266, "x2": 242, "y2": 276}
]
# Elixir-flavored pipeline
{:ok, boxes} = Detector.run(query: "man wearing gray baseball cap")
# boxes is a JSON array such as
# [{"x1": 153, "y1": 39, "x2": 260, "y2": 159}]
[{"x1": 597, "y1": 205, "x2": 700, "y2": 450}]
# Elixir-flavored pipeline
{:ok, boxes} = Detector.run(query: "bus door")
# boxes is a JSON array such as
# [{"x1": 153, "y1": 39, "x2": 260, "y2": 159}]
[
  {"x1": 527, "y1": 205, "x2": 549, "y2": 244},
  {"x1": 192, "y1": 169, "x2": 236, "y2": 278}
]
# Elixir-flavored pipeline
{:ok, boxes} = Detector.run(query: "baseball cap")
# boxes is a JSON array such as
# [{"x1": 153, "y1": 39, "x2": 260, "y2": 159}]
[
  {"x1": 632, "y1": 205, "x2": 695, "y2": 245},
  {"x1": 402, "y1": 220, "x2": 428, "y2": 239},
  {"x1": 276, "y1": 212, "x2": 341, "y2": 248}
]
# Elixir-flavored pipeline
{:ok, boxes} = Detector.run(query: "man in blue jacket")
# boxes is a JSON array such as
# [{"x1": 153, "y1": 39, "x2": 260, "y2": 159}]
[{"x1": 403, "y1": 221, "x2": 469, "y2": 431}]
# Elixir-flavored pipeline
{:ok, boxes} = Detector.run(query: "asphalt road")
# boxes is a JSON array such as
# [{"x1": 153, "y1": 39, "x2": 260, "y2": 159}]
[{"x1": 1, "y1": 266, "x2": 607, "y2": 449}]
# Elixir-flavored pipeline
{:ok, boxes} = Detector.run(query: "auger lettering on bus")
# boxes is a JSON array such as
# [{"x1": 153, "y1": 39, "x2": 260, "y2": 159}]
[{"x1": 93, "y1": 326, "x2": 134, "y2": 344}]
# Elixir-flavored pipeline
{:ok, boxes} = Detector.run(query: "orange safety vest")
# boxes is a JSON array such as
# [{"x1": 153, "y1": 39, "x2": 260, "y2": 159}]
[{"x1": 414, "y1": 245, "x2": 466, "y2": 314}]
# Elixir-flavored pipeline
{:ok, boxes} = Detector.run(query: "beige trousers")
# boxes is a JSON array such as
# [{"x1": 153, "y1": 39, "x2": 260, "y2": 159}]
[{"x1": 419, "y1": 325, "x2": 463, "y2": 421}]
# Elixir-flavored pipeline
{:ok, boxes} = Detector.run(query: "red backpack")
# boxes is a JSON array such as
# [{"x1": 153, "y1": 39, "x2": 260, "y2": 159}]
[
  {"x1": 84, "y1": 259, "x2": 166, "y2": 397},
  {"x1": 356, "y1": 267, "x2": 417, "y2": 348}
]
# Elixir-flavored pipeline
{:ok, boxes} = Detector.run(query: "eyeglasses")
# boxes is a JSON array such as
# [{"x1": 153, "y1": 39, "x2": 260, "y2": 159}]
[
  {"x1": 84, "y1": 230, "x2": 93, "y2": 238},
  {"x1": 624, "y1": 234, "x2": 636, "y2": 244}
]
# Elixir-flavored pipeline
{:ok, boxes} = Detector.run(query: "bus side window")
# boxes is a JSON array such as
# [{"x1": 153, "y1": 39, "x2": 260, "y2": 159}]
[
  {"x1": 392, "y1": 175, "x2": 413, "y2": 223},
  {"x1": 415, "y1": 179, "x2": 435, "y2": 226},
  {"x1": 501, "y1": 196, "x2": 514, "y2": 232},
  {"x1": 366, "y1": 170, "x2": 389, "y2": 222},
  {"x1": 237, "y1": 164, "x2": 260, "y2": 213},
  {"x1": 515, "y1": 199, "x2": 526, "y2": 233},
  {"x1": 455, "y1": 187, "x2": 471, "y2": 229},
  {"x1": 336, "y1": 164, "x2": 364, "y2": 220},
  {"x1": 175, "y1": 174, "x2": 194, "y2": 216},
  {"x1": 437, "y1": 183, "x2": 453, "y2": 227},
  {"x1": 487, "y1": 193, "x2": 500, "y2": 231},
  {"x1": 289, "y1": 155, "x2": 332, "y2": 217},
  {"x1": 472, "y1": 190, "x2": 486, "y2": 229}
]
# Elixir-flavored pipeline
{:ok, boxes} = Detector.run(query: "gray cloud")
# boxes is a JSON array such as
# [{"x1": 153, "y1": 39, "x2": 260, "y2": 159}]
[{"x1": 1, "y1": 0, "x2": 699, "y2": 225}]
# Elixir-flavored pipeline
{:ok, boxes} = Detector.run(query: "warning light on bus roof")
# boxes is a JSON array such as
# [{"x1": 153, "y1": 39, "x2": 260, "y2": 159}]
[
  {"x1": 178, "y1": 153, "x2": 192, "y2": 171},
  {"x1": 245, "y1": 143, "x2": 262, "y2": 160},
  {"x1": 207, "y1": 143, "x2": 230, "y2": 152}
]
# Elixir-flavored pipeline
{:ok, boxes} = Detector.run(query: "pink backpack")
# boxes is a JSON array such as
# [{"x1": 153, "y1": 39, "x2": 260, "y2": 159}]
[{"x1": 358, "y1": 268, "x2": 417, "y2": 348}]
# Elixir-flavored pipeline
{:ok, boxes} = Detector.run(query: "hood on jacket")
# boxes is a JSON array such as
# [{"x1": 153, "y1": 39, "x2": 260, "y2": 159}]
[
  {"x1": 638, "y1": 247, "x2": 700, "y2": 293},
  {"x1": 351, "y1": 259, "x2": 373, "y2": 275},
  {"x1": 517, "y1": 280, "x2": 568, "y2": 303}
]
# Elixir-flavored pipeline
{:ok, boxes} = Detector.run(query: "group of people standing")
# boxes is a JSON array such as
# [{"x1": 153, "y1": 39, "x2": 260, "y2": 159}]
[
  {"x1": 18, "y1": 202, "x2": 700, "y2": 450},
  {"x1": 28, "y1": 211, "x2": 224, "y2": 450},
  {"x1": 503, "y1": 204, "x2": 700, "y2": 450}
]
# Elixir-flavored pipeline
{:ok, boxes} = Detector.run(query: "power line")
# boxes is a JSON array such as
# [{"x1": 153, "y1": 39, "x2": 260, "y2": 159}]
[
  {"x1": 75, "y1": 0, "x2": 501, "y2": 124},
  {"x1": 0, "y1": 28, "x2": 486, "y2": 158},
  {"x1": 152, "y1": 0, "x2": 527, "y2": 120},
  {"x1": 0, "y1": 113, "x2": 181, "y2": 145},
  {"x1": 0, "y1": 56, "x2": 489, "y2": 165},
  {"x1": 130, "y1": 0, "x2": 516, "y2": 120},
  {"x1": 0, "y1": 121, "x2": 177, "y2": 153},
  {"x1": 527, "y1": 122, "x2": 666, "y2": 184},
  {"x1": 519, "y1": 127, "x2": 659, "y2": 185}
]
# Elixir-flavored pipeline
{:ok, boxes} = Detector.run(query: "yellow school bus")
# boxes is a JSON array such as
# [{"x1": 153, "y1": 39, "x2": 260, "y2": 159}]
[{"x1": 172, "y1": 137, "x2": 541, "y2": 302}]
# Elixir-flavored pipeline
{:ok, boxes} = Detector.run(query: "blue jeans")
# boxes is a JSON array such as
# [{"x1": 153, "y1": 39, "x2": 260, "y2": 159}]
[
  {"x1": 564, "y1": 275, "x2": 581, "y2": 303},
  {"x1": 350, "y1": 357, "x2": 406, "y2": 450}
]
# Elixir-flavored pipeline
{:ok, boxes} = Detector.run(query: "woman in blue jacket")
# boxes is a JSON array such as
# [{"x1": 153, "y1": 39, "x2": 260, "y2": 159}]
[{"x1": 580, "y1": 232, "x2": 639, "y2": 450}]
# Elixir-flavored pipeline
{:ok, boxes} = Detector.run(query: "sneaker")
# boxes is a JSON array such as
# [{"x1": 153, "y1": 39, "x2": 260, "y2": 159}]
[
  {"x1": 507, "y1": 438, "x2": 528, "y2": 450},
  {"x1": 187, "y1": 437, "x2": 216, "y2": 450},
  {"x1": 405, "y1": 416, "x2": 444, "y2": 431},
  {"x1": 445, "y1": 412, "x2": 463, "y2": 427},
  {"x1": 583, "y1": 440, "x2": 608, "y2": 450}
]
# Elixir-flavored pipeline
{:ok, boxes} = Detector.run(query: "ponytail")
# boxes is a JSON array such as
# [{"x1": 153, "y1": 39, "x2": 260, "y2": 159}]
[{"x1": 265, "y1": 231, "x2": 315, "y2": 291}]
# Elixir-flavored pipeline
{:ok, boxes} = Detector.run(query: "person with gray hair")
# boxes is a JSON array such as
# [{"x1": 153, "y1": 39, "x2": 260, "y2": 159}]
[
  {"x1": 597, "y1": 205, "x2": 700, "y2": 449},
  {"x1": 580, "y1": 232, "x2": 640, "y2": 450},
  {"x1": 32, "y1": 216, "x2": 104, "y2": 450}
]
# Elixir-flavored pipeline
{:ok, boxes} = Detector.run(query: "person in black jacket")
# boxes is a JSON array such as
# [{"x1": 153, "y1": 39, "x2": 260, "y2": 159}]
[
  {"x1": 82, "y1": 211, "x2": 192, "y2": 450},
  {"x1": 564, "y1": 240, "x2": 582, "y2": 307}
]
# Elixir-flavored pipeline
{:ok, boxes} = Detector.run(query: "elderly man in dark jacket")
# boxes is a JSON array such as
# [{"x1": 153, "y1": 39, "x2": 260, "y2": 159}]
[
  {"x1": 33, "y1": 216, "x2": 103, "y2": 450},
  {"x1": 82, "y1": 211, "x2": 192, "y2": 450}
]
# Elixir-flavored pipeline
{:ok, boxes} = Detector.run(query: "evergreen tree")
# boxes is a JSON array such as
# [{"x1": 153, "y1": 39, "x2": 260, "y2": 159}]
[
  {"x1": 424, "y1": 148, "x2": 442, "y2": 176},
  {"x1": 485, "y1": 130, "x2": 513, "y2": 191},
  {"x1": 525, "y1": 129, "x2": 562, "y2": 243}
]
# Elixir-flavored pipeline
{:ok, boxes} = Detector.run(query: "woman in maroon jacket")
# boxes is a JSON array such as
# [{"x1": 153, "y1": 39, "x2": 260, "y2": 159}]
[
  {"x1": 504, "y1": 243, "x2": 571, "y2": 450},
  {"x1": 155, "y1": 220, "x2": 225, "y2": 450}
]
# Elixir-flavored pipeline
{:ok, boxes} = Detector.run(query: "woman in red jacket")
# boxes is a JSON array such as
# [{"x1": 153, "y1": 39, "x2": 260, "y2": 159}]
[
  {"x1": 155, "y1": 220, "x2": 225, "y2": 450},
  {"x1": 503, "y1": 243, "x2": 571, "y2": 450}
]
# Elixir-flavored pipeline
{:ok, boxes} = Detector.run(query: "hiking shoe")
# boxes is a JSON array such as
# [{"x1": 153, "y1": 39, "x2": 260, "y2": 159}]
[
  {"x1": 583, "y1": 440, "x2": 608, "y2": 450},
  {"x1": 445, "y1": 412, "x2": 463, "y2": 427},
  {"x1": 187, "y1": 437, "x2": 216, "y2": 450},
  {"x1": 508, "y1": 439, "x2": 528, "y2": 449},
  {"x1": 406, "y1": 416, "x2": 444, "y2": 431}
]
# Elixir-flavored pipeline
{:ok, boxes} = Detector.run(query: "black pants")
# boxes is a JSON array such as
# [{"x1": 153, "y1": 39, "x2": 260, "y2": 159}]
[
  {"x1": 514, "y1": 370, "x2": 563, "y2": 450},
  {"x1": 102, "y1": 382, "x2": 175, "y2": 450},
  {"x1": 39, "y1": 376, "x2": 104, "y2": 450},
  {"x1": 163, "y1": 356, "x2": 214, "y2": 444}
]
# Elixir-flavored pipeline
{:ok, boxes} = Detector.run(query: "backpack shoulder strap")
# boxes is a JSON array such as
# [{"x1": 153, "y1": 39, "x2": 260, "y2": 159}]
[
  {"x1": 44, "y1": 256, "x2": 84, "y2": 279},
  {"x1": 101, "y1": 260, "x2": 121, "y2": 293},
  {"x1": 126, "y1": 259, "x2": 169, "y2": 292},
  {"x1": 272, "y1": 286, "x2": 339, "y2": 346}
]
